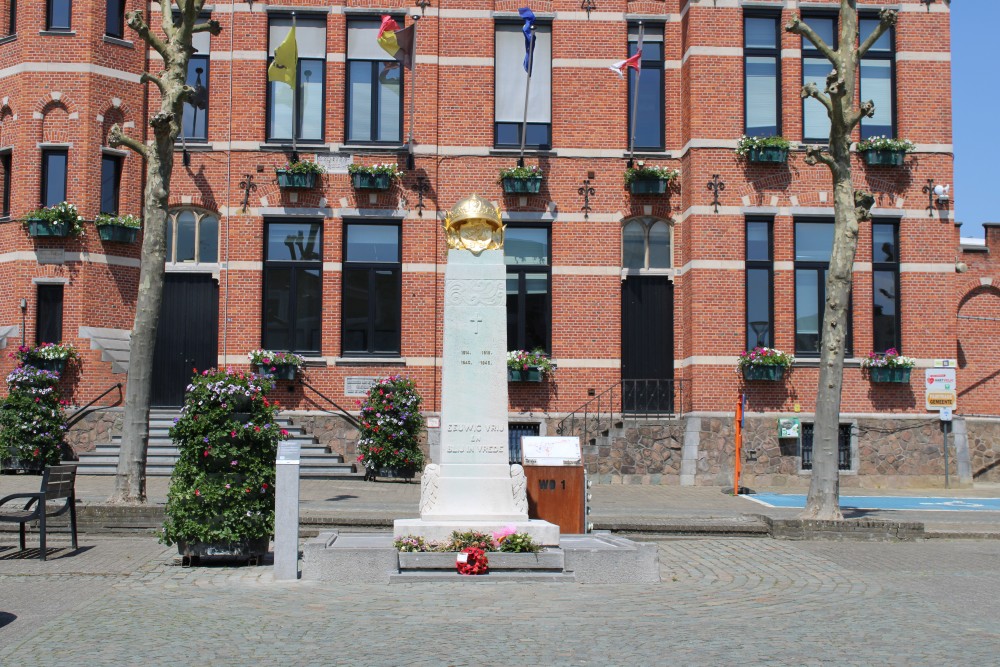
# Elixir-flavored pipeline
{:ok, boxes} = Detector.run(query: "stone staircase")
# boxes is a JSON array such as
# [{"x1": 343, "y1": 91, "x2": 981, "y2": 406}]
[{"x1": 68, "y1": 409, "x2": 361, "y2": 478}]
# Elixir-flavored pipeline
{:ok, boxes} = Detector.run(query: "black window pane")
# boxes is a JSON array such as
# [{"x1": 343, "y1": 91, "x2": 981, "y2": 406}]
[
  {"x1": 106, "y1": 0, "x2": 124, "y2": 37},
  {"x1": 506, "y1": 275, "x2": 519, "y2": 351},
  {"x1": 48, "y1": 0, "x2": 70, "y2": 30},
  {"x1": 630, "y1": 67, "x2": 663, "y2": 150},
  {"x1": 377, "y1": 63, "x2": 401, "y2": 142},
  {"x1": 42, "y1": 151, "x2": 67, "y2": 207},
  {"x1": 36, "y1": 285, "x2": 63, "y2": 345},
  {"x1": 165, "y1": 216, "x2": 173, "y2": 262},
  {"x1": 373, "y1": 269, "x2": 401, "y2": 353},
  {"x1": 342, "y1": 268, "x2": 370, "y2": 353},
  {"x1": 873, "y1": 270, "x2": 897, "y2": 353},
  {"x1": 747, "y1": 268, "x2": 771, "y2": 348},
  {"x1": 523, "y1": 273, "x2": 549, "y2": 352},
  {"x1": 744, "y1": 18, "x2": 776, "y2": 48},
  {"x1": 632, "y1": 41, "x2": 662, "y2": 61},
  {"x1": 100, "y1": 155, "x2": 121, "y2": 215},
  {"x1": 346, "y1": 224, "x2": 399, "y2": 262},
  {"x1": 263, "y1": 267, "x2": 293, "y2": 351},
  {"x1": 266, "y1": 222, "x2": 322, "y2": 261},
  {"x1": 175, "y1": 211, "x2": 196, "y2": 263},
  {"x1": 872, "y1": 224, "x2": 896, "y2": 263},
  {"x1": 495, "y1": 122, "x2": 550, "y2": 149},
  {"x1": 1, "y1": 154, "x2": 10, "y2": 217},
  {"x1": 294, "y1": 268, "x2": 322, "y2": 352},
  {"x1": 746, "y1": 221, "x2": 771, "y2": 261},
  {"x1": 795, "y1": 269, "x2": 820, "y2": 353},
  {"x1": 199, "y1": 215, "x2": 218, "y2": 263},
  {"x1": 182, "y1": 56, "x2": 209, "y2": 140}
]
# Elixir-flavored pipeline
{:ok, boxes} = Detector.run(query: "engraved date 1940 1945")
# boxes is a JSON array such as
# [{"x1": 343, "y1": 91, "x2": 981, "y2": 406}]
[{"x1": 460, "y1": 349, "x2": 493, "y2": 366}]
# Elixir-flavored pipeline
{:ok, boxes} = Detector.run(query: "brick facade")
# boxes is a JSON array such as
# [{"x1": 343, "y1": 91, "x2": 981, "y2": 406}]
[{"x1": 1, "y1": 0, "x2": 988, "y2": 484}]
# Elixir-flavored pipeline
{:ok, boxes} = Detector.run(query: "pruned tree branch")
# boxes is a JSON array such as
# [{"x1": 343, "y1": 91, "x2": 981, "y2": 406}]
[
  {"x1": 801, "y1": 82, "x2": 833, "y2": 114},
  {"x1": 108, "y1": 124, "x2": 148, "y2": 159},
  {"x1": 858, "y1": 9, "x2": 898, "y2": 59},
  {"x1": 854, "y1": 190, "x2": 876, "y2": 221},
  {"x1": 803, "y1": 146, "x2": 836, "y2": 169},
  {"x1": 849, "y1": 100, "x2": 876, "y2": 130},
  {"x1": 192, "y1": 20, "x2": 222, "y2": 35},
  {"x1": 149, "y1": 111, "x2": 175, "y2": 139},
  {"x1": 785, "y1": 14, "x2": 838, "y2": 63},
  {"x1": 140, "y1": 72, "x2": 167, "y2": 96},
  {"x1": 824, "y1": 69, "x2": 845, "y2": 97},
  {"x1": 127, "y1": 11, "x2": 170, "y2": 64}
]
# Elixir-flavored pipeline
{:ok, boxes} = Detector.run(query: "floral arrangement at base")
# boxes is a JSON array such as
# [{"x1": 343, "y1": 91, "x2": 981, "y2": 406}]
[
  {"x1": 737, "y1": 346, "x2": 795, "y2": 373},
  {"x1": 855, "y1": 137, "x2": 915, "y2": 153},
  {"x1": 347, "y1": 163, "x2": 404, "y2": 180},
  {"x1": 860, "y1": 348, "x2": 915, "y2": 369},
  {"x1": 160, "y1": 368, "x2": 286, "y2": 548},
  {"x1": 94, "y1": 213, "x2": 142, "y2": 228},
  {"x1": 457, "y1": 547, "x2": 489, "y2": 575},
  {"x1": 506, "y1": 349, "x2": 555, "y2": 376},
  {"x1": 278, "y1": 160, "x2": 325, "y2": 175},
  {"x1": 498, "y1": 164, "x2": 544, "y2": 183},
  {"x1": 392, "y1": 528, "x2": 541, "y2": 554},
  {"x1": 623, "y1": 162, "x2": 680, "y2": 186},
  {"x1": 735, "y1": 135, "x2": 792, "y2": 157},
  {"x1": 355, "y1": 375, "x2": 425, "y2": 473},
  {"x1": 23, "y1": 201, "x2": 86, "y2": 236},
  {"x1": 246, "y1": 349, "x2": 305, "y2": 369},
  {"x1": 0, "y1": 366, "x2": 67, "y2": 469}
]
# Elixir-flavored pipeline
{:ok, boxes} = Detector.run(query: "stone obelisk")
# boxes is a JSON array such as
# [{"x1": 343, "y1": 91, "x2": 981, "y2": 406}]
[{"x1": 393, "y1": 195, "x2": 559, "y2": 545}]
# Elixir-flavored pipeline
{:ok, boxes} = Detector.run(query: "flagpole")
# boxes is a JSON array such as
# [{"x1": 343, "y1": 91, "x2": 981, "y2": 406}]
[
  {"x1": 291, "y1": 12, "x2": 298, "y2": 163},
  {"x1": 408, "y1": 16, "x2": 419, "y2": 170},
  {"x1": 628, "y1": 21, "x2": 644, "y2": 162},
  {"x1": 518, "y1": 25, "x2": 536, "y2": 168}
]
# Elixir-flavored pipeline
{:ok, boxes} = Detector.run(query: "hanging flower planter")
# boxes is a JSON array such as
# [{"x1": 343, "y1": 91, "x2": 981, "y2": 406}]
[
  {"x1": 349, "y1": 163, "x2": 403, "y2": 191},
  {"x1": 256, "y1": 365, "x2": 297, "y2": 381},
  {"x1": 862, "y1": 349, "x2": 915, "y2": 384},
  {"x1": 747, "y1": 147, "x2": 788, "y2": 163},
  {"x1": 624, "y1": 163, "x2": 679, "y2": 195},
  {"x1": 857, "y1": 138, "x2": 914, "y2": 168},
  {"x1": 741, "y1": 365, "x2": 785, "y2": 382},
  {"x1": 95, "y1": 214, "x2": 142, "y2": 244},
  {"x1": 22, "y1": 202, "x2": 85, "y2": 238},
  {"x1": 863, "y1": 149, "x2": 906, "y2": 167},
  {"x1": 498, "y1": 165, "x2": 544, "y2": 194},
  {"x1": 508, "y1": 368, "x2": 543, "y2": 383},
  {"x1": 26, "y1": 220, "x2": 71, "y2": 237},
  {"x1": 276, "y1": 170, "x2": 318, "y2": 189},
  {"x1": 868, "y1": 366, "x2": 912, "y2": 384},
  {"x1": 507, "y1": 349, "x2": 554, "y2": 383},
  {"x1": 736, "y1": 136, "x2": 791, "y2": 164},
  {"x1": 247, "y1": 350, "x2": 304, "y2": 381},
  {"x1": 28, "y1": 358, "x2": 67, "y2": 374},
  {"x1": 737, "y1": 346, "x2": 794, "y2": 382}
]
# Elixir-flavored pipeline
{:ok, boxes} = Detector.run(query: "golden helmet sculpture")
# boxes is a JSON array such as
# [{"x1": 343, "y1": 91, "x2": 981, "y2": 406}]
[{"x1": 443, "y1": 194, "x2": 504, "y2": 255}]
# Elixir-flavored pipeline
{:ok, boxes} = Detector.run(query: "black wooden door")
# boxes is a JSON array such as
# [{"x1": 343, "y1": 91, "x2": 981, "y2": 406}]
[
  {"x1": 621, "y1": 276, "x2": 674, "y2": 413},
  {"x1": 151, "y1": 274, "x2": 219, "y2": 407}
]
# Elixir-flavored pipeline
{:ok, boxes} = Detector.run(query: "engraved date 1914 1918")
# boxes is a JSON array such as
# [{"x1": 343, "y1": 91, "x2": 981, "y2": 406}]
[{"x1": 460, "y1": 349, "x2": 493, "y2": 366}]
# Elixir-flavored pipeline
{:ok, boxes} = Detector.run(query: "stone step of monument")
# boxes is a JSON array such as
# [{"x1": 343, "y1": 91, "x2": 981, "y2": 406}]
[
  {"x1": 389, "y1": 571, "x2": 577, "y2": 583},
  {"x1": 397, "y1": 549, "x2": 565, "y2": 571}
]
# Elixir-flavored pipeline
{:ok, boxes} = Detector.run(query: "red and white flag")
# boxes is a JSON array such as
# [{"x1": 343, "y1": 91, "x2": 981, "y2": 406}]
[{"x1": 609, "y1": 51, "x2": 641, "y2": 78}]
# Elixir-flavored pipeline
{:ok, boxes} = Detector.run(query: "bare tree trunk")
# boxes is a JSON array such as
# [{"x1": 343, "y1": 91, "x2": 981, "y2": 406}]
[
  {"x1": 108, "y1": 6, "x2": 221, "y2": 502},
  {"x1": 787, "y1": 1, "x2": 895, "y2": 519}
]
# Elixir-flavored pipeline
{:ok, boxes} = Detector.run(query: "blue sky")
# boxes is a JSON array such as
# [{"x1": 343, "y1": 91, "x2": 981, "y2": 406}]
[{"x1": 952, "y1": 2, "x2": 996, "y2": 238}]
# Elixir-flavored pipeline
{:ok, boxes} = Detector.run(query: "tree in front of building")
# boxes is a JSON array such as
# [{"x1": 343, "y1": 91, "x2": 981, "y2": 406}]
[
  {"x1": 107, "y1": 5, "x2": 221, "y2": 502},
  {"x1": 784, "y1": 2, "x2": 897, "y2": 519}
]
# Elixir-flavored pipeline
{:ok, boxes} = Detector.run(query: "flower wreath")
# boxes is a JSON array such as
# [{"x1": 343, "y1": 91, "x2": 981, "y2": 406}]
[{"x1": 456, "y1": 546, "x2": 489, "y2": 575}]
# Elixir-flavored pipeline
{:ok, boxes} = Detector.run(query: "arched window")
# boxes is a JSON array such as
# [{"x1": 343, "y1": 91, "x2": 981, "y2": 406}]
[
  {"x1": 166, "y1": 209, "x2": 219, "y2": 264},
  {"x1": 622, "y1": 217, "x2": 672, "y2": 271}
]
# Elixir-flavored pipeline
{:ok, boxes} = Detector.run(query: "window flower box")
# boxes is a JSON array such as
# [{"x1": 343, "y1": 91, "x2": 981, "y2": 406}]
[
  {"x1": 508, "y1": 368, "x2": 543, "y2": 383},
  {"x1": 16, "y1": 343, "x2": 79, "y2": 375},
  {"x1": 26, "y1": 220, "x2": 70, "y2": 237},
  {"x1": 736, "y1": 135, "x2": 791, "y2": 164},
  {"x1": 868, "y1": 366, "x2": 911, "y2": 384},
  {"x1": 737, "y1": 346, "x2": 794, "y2": 382},
  {"x1": 276, "y1": 170, "x2": 318, "y2": 190},
  {"x1": 348, "y1": 163, "x2": 403, "y2": 191},
  {"x1": 863, "y1": 149, "x2": 906, "y2": 167},
  {"x1": 624, "y1": 163, "x2": 679, "y2": 195},
  {"x1": 247, "y1": 349, "x2": 304, "y2": 381},
  {"x1": 256, "y1": 364, "x2": 297, "y2": 381},
  {"x1": 507, "y1": 349, "x2": 554, "y2": 383},
  {"x1": 741, "y1": 365, "x2": 785, "y2": 382},
  {"x1": 498, "y1": 165, "x2": 544, "y2": 194},
  {"x1": 22, "y1": 202, "x2": 85, "y2": 238},
  {"x1": 95, "y1": 214, "x2": 141, "y2": 244},
  {"x1": 857, "y1": 137, "x2": 914, "y2": 168}
]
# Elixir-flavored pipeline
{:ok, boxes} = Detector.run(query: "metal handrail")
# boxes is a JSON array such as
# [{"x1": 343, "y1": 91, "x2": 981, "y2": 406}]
[
  {"x1": 556, "y1": 379, "x2": 685, "y2": 445},
  {"x1": 556, "y1": 382, "x2": 619, "y2": 443},
  {"x1": 299, "y1": 379, "x2": 362, "y2": 430},
  {"x1": 64, "y1": 382, "x2": 124, "y2": 431}
]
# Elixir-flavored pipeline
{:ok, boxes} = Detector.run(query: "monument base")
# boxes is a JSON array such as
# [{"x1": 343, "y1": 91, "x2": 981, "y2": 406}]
[{"x1": 393, "y1": 518, "x2": 561, "y2": 546}]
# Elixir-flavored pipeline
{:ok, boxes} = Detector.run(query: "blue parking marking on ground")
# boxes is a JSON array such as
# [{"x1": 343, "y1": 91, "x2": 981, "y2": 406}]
[{"x1": 743, "y1": 493, "x2": 1000, "y2": 512}]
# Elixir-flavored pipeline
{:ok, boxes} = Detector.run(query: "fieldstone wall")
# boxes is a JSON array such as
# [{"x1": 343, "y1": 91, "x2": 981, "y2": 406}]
[
  {"x1": 63, "y1": 409, "x2": 122, "y2": 458},
  {"x1": 967, "y1": 418, "x2": 1000, "y2": 483},
  {"x1": 578, "y1": 419, "x2": 686, "y2": 484}
]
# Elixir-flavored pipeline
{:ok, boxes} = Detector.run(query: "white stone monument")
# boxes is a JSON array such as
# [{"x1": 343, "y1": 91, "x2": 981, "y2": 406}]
[{"x1": 394, "y1": 194, "x2": 559, "y2": 545}]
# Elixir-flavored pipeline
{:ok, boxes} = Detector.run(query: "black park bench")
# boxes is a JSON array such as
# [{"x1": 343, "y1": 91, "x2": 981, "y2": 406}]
[{"x1": 0, "y1": 465, "x2": 79, "y2": 561}]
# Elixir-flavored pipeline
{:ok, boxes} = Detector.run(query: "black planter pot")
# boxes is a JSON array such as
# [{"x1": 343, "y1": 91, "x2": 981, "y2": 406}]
[
  {"x1": 747, "y1": 147, "x2": 789, "y2": 164},
  {"x1": 97, "y1": 224, "x2": 139, "y2": 243},
  {"x1": 27, "y1": 358, "x2": 67, "y2": 374},
  {"x1": 231, "y1": 412, "x2": 253, "y2": 424},
  {"x1": 628, "y1": 177, "x2": 669, "y2": 195},
  {"x1": 1, "y1": 458, "x2": 46, "y2": 474},
  {"x1": 365, "y1": 465, "x2": 416, "y2": 482},
  {"x1": 256, "y1": 364, "x2": 297, "y2": 381},
  {"x1": 351, "y1": 172, "x2": 393, "y2": 191},
  {"x1": 26, "y1": 220, "x2": 70, "y2": 237},
  {"x1": 177, "y1": 537, "x2": 270, "y2": 562},
  {"x1": 276, "y1": 170, "x2": 318, "y2": 189},
  {"x1": 741, "y1": 365, "x2": 786, "y2": 382},
  {"x1": 863, "y1": 149, "x2": 906, "y2": 167},
  {"x1": 501, "y1": 176, "x2": 543, "y2": 194}
]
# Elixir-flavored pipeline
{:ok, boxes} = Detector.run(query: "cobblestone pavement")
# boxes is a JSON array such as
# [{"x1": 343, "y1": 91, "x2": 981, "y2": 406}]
[{"x1": 2, "y1": 534, "x2": 1000, "y2": 665}]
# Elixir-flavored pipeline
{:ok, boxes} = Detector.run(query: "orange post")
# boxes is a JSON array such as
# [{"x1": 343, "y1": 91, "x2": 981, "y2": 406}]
[{"x1": 734, "y1": 394, "x2": 743, "y2": 495}]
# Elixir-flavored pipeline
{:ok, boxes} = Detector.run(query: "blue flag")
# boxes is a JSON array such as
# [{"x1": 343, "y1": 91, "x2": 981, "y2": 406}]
[{"x1": 519, "y1": 7, "x2": 535, "y2": 73}]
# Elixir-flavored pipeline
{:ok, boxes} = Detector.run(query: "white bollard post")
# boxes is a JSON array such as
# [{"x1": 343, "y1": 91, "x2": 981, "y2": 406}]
[{"x1": 274, "y1": 442, "x2": 301, "y2": 581}]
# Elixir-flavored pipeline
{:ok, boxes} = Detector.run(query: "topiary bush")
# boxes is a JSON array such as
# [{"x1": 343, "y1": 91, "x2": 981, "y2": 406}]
[
  {"x1": 0, "y1": 366, "x2": 67, "y2": 471},
  {"x1": 160, "y1": 368, "x2": 286, "y2": 548}
]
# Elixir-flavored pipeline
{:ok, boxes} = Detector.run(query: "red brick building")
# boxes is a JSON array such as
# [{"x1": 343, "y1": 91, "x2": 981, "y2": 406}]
[{"x1": 2, "y1": 0, "x2": 993, "y2": 486}]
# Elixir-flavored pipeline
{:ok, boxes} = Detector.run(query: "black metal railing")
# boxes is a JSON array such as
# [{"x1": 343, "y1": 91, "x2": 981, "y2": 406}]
[
  {"x1": 508, "y1": 423, "x2": 540, "y2": 464},
  {"x1": 299, "y1": 380, "x2": 362, "y2": 430},
  {"x1": 556, "y1": 379, "x2": 684, "y2": 445},
  {"x1": 64, "y1": 382, "x2": 124, "y2": 431},
  {"x1": 799, "y1": 423, "x2": 853, "y2": 471}
]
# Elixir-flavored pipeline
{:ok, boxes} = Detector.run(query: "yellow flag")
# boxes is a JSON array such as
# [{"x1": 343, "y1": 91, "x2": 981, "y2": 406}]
[{"x1": 267, "y1": 26, "x2": 297, "y2": 88}]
